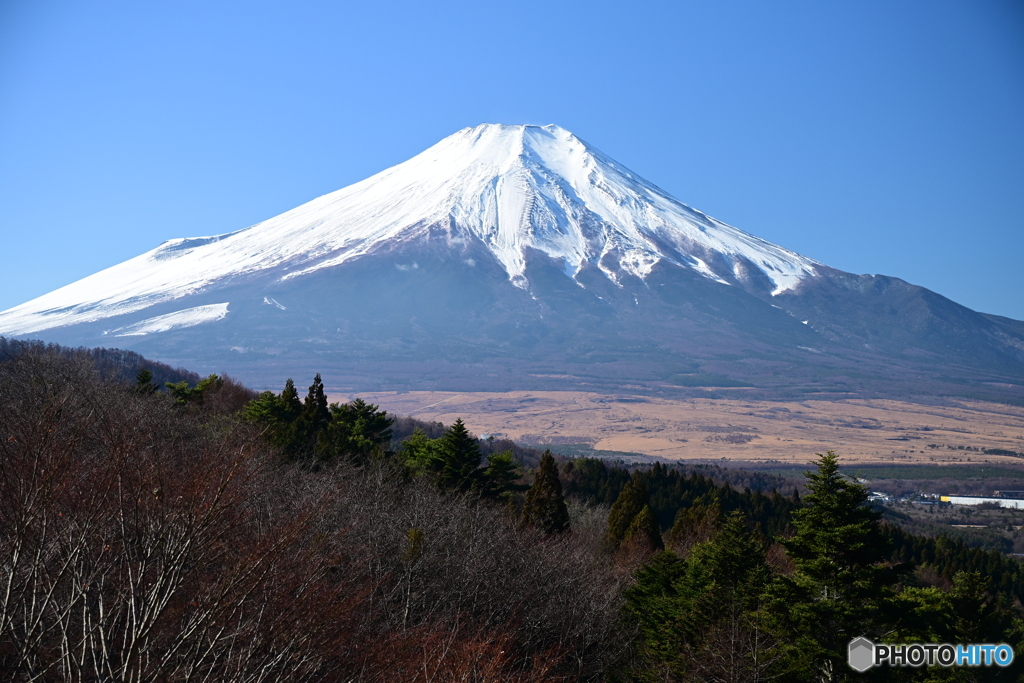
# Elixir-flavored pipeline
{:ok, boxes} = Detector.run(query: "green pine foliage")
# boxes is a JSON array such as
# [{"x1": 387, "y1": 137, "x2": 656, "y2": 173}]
[
  {"x1": 166, "y1": 374, "x2": 222, "y2": 406},
  {"x1": 623, "y1": 504, "x2": 663, "y2": 551},
  {"x1": 665, "y1": 498, "x2": 723, "y2": 551},
  {"x1": 522, "y1": 451, "x2": 570, "y2": 533},
  {"x1": 323, "y1": 398, "x2": 395, "y2": 465},
  {"x1": 244, "y1": 375, "x2": 393, "y2": 464},
  {"x1": 892, "y1": 571, "x2": 1017, "y2": 648},
  {"x1": 299, "y1": 372, "x2": 331, "y2": 432},
  {"x1": 886, "y1": 525, "x2": 1024, "y2": 604},
  {"x1": 480, "y1": 449, "x2": 526, "y2": 501},
  {"x1": 622, "y1": 551, "x2": 688, "y2": 674},
  {"x1": 280, "y1": 378, "x2": 303, "y2": 416},
  {"x1": 398, "y1": 424, "x2": 529, "y2": 499},
  {"x1": 619, "y1": 450, "x2": 1024, "y2": 682},
  {"x1": 398, "y1": 428, "x2": 441, "y2": 475},
  {"x1": 561, "y1": 458, "x2": 632, "y2": 506},
  {"x1": 566, "y1": 459, "x2": 798, "y2": 540},
  {"x1": 565, "y1": 455, "x2": 1024, "y2": 617},
  {"x1": 434, "y1": 418, "x2": 483, "y2": 492},
  {"x1": 135, "y1": 368, "x2": 159, "y2": 394},
  {"x1": 773, "y1": 451, "x2": 902, "y2": 680},
  {"x1": 626, "y1": 511, "x2": 777, "y2": 681},
  {"x1": 604, "y1": 471, "x2": 651, "y2": 552},
  {"x1": 286, "y1": 373, "x2": 331, "y2": 456}
]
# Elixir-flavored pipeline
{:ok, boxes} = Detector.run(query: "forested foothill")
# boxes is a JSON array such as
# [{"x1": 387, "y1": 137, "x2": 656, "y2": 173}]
[
  {"x1": 0, "y1": 337, "x2": 201, "y2": 388},
  {"x1": 3, "y1": 343, "x2": 1024, "y2": 682}
]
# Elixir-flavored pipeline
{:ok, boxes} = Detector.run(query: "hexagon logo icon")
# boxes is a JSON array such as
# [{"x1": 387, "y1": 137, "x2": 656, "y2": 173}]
[{"x1": 848, "y1": 637, "x2": 875, "y2": 672}]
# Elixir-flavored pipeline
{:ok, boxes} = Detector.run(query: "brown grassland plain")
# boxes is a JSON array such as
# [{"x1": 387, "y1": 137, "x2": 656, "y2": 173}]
[{"x1": 329, "y1": 391, "x2": 1024, "y2": 465}]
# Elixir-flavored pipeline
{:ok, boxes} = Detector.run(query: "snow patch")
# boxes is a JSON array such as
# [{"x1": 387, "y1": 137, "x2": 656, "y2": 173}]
[
  {"x1": 263, "y1": 297, "x2": 286, "y2": 310},
  {"x1": 620, "y1": 250, "x2": 660, "y2": 279},
  {"x1": 690, "y1": 257, "x2": 730, "y2": 285},
  {"x1": 106, "y1": 303, "x2": 230, "y2": 337}
]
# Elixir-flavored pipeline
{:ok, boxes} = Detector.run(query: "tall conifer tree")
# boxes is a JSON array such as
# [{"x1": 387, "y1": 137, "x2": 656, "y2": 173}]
[
  {"x1": 325, "y1": 397, "x2": 394, "y2": 464},
  {"x1": 604, "y1": 471, "x2": 650, "y2": 551},
  {"x1": 777, "y1": 451, "x2": 898, "y2": 682},
  {"x1": 623, "y1": 504, "x2": 663, "y2": 551},
  {"x1": 434, "y1": 418, "x2": 481, "y2": 491},
  {"x1": 522, "y1": 451, "x2": 569, "y2": 533},
  {"x1": 479, "y1": 450, "x2": 523, "y2": 501},
  {"x1": 280, "y1": 378, "x2": 303, "y2": 419},
  {"x1": 303, "y1": 373, "x2": 330, "y2": 429}
]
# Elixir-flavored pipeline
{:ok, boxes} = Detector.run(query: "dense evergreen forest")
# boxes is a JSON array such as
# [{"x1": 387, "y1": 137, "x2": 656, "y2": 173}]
[{"x1": 2, "y1": 342, "x2": 1023, "y2": 682}]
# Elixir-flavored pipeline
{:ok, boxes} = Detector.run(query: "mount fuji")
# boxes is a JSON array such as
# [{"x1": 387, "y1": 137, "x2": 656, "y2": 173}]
[{"x1": 2, "y1": 124, "x2": 1023, "y2": 400}]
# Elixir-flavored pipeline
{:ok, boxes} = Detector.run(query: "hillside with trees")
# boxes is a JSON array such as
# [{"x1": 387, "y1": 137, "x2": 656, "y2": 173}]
[
  {"x1": 0, "y1": 336, "x2": 201, "y2": 387},
  {"x1": 2, "y1": 343, "x2": 1023, "y2": 681}
]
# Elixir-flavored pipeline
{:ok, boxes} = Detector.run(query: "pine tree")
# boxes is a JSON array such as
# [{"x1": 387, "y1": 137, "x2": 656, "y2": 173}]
[
  {"x1": 243, "y1": 378, "x2": 314, "y2": 458},
  {"x1": 665, "y1": 497, "x2": 722, "y2": 552},
  {"x1": 623, "y1": 504, "x2": 662, "y2": 550},
  {"x1": 135, "y1": 368, "x2": 158, "y2": 394},
  {"x1": 522, "y1": 451, "x2": 569, "y2": 533},
  {"x1": 623, "y1": 551, "x2": 688, "y2": 673},
  {"x1": 947, "y1": 571, "x2": 1016, "y2": 647},
  {"x1": 324, "y1": 398, "x2": 394, "y2": 464},
  {"x1": 280, "y1": 378, "x2": 303, "y2": 419},
  {"x1": 302, "y1": 373, "x2": 330, "y2": 429},
  {"x1": 400, "y1": 428, "x2": 440, "y2": 474},
  {"x1": 604, "y1": 471, "x2": 650, "y2": 552},
  {"x1": 776, "y1": 450, "x2": 899, "y2": 683},
  {"x1": 279, "y1": 373, "x2": 332, "y2": 461},
  {"x1": 434, "y1": 418, "x2": 482, "y2": 491},
  {"x1": 244, "y1": 390, "x2": 284, "y2": 425},
  {"x1": 626, "y1": 511, "x2": 780, "y2": 681},
  {"x1": 479, "y1": 450, "x2": 524, "y2": 501},
  {"x1": 166, "y1": 374, "x2": 221, "y2": 406}
]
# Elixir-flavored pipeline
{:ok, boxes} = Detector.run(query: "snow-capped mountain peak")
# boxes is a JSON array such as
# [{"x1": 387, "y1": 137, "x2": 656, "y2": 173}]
[{"x1": 0, "y1": 123, "x2": 818, "y2": 335}]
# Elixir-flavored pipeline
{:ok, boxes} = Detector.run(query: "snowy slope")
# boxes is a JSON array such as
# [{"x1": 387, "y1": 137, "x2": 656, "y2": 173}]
[
  {"x1": 106, "y1": 303, "x2": 230, "y2": 337},
  {"x1": 0, "y1": 124, "x2": 818, "y2": 335}
]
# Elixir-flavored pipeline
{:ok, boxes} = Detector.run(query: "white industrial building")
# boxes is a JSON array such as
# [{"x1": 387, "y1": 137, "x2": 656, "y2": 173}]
[{"x1": 939, "y1": 495, "x2": 1024, "y2": 509}]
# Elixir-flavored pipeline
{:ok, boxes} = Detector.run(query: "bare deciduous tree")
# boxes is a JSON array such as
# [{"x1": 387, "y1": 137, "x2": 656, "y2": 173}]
[{"x1": 1, "y1": 350, "x2": 629, "y2": 682}]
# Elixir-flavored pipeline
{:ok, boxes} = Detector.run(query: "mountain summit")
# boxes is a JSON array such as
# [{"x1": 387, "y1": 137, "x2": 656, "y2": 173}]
[
  {"x1": 2, "y1": 124, "x2": 1022, "y2": 400},
  {"x1": 0, "y1": 124, "x2": 815, "y2": 335}
]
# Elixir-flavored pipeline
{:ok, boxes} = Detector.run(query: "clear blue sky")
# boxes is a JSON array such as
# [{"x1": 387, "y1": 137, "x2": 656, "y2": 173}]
[{"x1": 2, "y1": 0, "x2": 1022, "y2": 319}]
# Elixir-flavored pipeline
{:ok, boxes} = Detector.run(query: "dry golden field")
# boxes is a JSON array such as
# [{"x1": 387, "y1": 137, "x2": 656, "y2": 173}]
[{"x1": 329, "y1": 391, "x2": 1024, "y2": 465}]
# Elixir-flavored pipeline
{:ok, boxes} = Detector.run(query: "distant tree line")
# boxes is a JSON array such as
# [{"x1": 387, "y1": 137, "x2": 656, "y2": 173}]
[
  {"x1": 563, "y1": 456, "x2": 1024, "y2": 609},
  {"x1": 242, "y1": 376, "x2": 553, "y2": 513},
  {"x1": 1, "y1": 336, "x2": 200, "y2": 387},
  {"x1": 613, "y1": 452, "x2": 1024, "y2": 682}
]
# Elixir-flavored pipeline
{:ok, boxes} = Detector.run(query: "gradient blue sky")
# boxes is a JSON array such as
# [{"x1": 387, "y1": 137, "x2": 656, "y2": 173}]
[{"x1": 2, "y1": 0, "x2": 1022, "y2": 319}]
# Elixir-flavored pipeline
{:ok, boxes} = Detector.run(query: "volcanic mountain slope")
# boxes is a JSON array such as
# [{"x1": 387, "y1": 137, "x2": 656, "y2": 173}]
[{"x1": 2, "y1": 124, "x2": 1022, "y2": 400}]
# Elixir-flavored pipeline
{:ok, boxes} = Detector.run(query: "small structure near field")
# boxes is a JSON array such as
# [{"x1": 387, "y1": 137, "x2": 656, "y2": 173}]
[{"x1": 940, "y1": 495, "x2": 1024, "y2": 509}]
